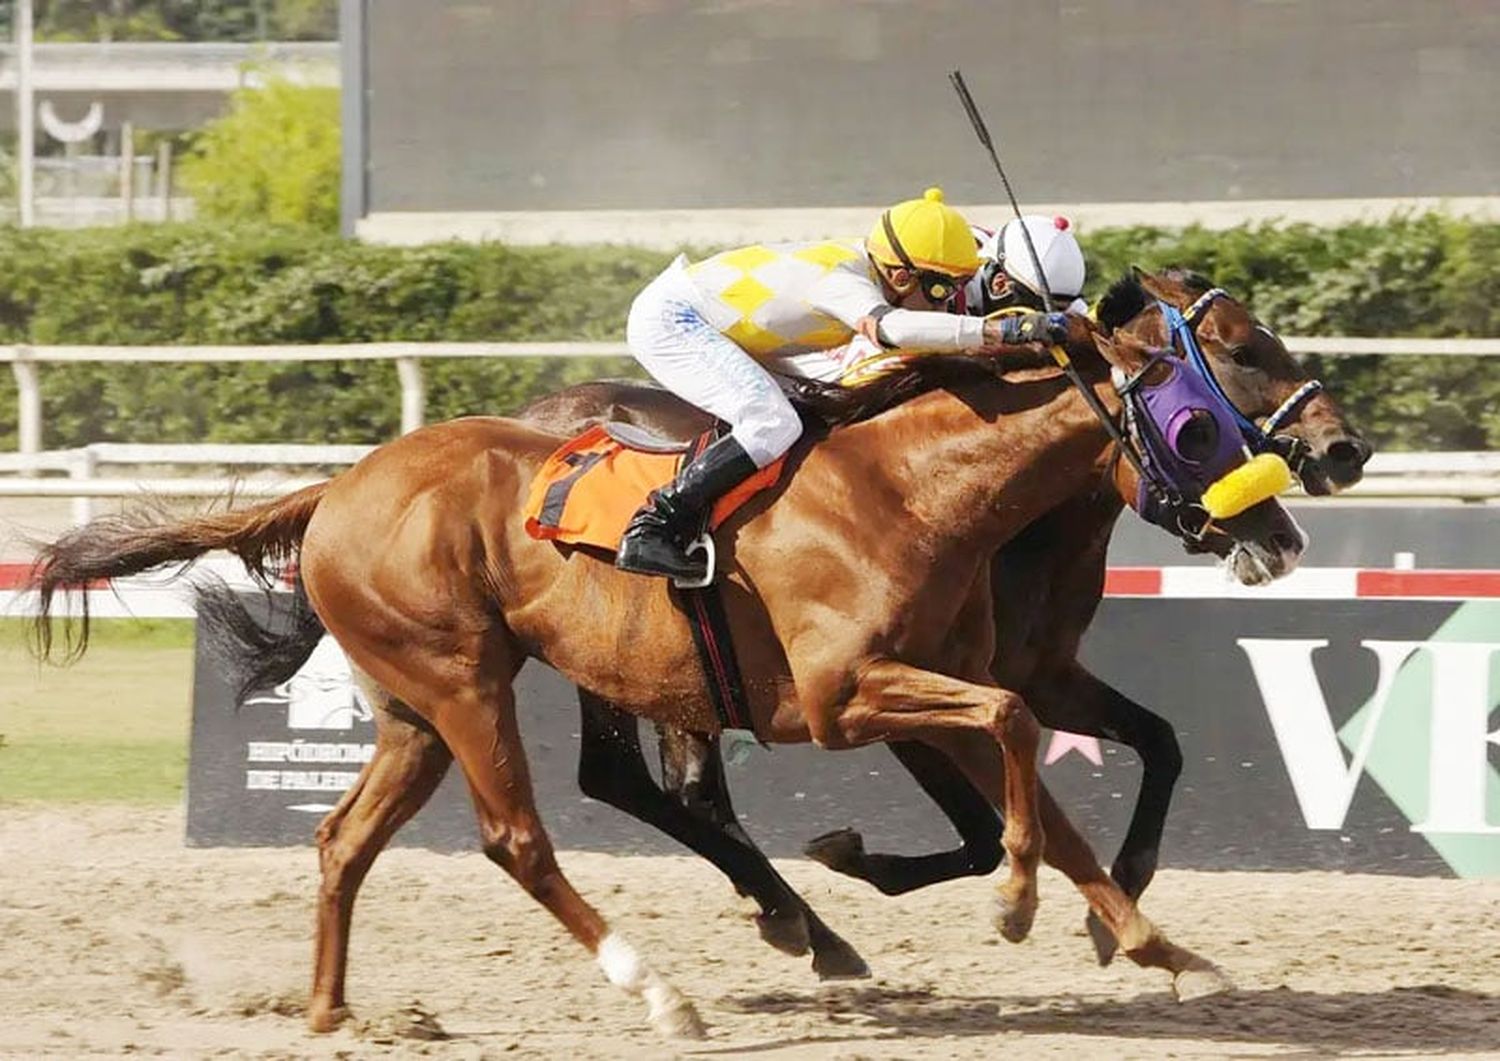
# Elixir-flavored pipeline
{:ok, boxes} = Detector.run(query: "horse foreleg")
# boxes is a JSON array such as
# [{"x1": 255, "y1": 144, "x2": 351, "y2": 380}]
[
  {"x1": 925, "y1": 730, "x2": 1231, "y2": 1001},
  {"x1": 814, "y1": 659, "x2": 1044, "y2": 945},
  {"x1": 1030, "y1": 661, "x2": 1183, "y2": 964},
  {"x1": 803, "y1": 740, "x2": 1002, "y2": 894}
]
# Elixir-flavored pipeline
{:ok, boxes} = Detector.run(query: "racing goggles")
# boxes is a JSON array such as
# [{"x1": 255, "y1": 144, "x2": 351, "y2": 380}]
[{"x1": 880, "y1": 212, "x2": 971, "y2": 304}]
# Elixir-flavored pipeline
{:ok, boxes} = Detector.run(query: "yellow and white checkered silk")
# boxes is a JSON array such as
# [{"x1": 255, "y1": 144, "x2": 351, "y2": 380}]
[{"x1": 685, "y1": 240, "x2": 880, "y2": 362}]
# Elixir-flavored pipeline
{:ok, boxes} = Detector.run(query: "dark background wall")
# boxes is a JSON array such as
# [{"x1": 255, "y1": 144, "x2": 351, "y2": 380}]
[
  {"x1": 357, "y1": 0, "x2": 1499, "y2": 213},
  {"x1": 186, "y1": 508, "x2": 1500, "y2": 878}
]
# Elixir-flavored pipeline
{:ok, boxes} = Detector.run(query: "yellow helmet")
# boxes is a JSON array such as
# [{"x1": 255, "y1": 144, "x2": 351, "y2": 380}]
[{"x1": 867, "y1": 187, "x2": 980, "y2": 279}]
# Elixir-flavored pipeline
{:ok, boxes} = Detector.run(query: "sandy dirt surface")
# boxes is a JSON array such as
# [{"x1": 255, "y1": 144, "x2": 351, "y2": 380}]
[{"x1": 2, "y1": 805, "x2": 1498, "y2": 1061}]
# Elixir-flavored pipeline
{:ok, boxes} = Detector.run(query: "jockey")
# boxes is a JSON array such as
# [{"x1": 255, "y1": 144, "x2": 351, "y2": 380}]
[
  {"x1": 617, "y1": 187, "x2": 1068, "y2": 582},
  {"x1": 822, "y1": 213, "x2": 1092, "y2": 389},
  {"x1": 962, "y1": 214, "x2": 1089, "y2": 317}
]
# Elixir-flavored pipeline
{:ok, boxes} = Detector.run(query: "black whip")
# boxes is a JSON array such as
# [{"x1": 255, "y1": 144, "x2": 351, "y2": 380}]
[{"x1": 948, "y1": 68, "x2": 1162, "y2": 499}]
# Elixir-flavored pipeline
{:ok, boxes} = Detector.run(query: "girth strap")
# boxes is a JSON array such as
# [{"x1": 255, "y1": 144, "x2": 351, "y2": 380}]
[{"x1": 670, "y1": 429, "x2": 757, "y2": 735}]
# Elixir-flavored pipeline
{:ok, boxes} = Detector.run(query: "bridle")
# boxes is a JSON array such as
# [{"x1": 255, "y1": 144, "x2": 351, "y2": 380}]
[
  {"x1": 1089, "y1": 288, "x2": 1322, "y2": 544},
  {"x1": 1172, "y1": 287, "x2": 1324, "y2": 478}
]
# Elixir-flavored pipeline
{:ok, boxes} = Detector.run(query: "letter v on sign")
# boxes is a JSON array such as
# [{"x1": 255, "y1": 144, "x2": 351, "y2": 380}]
[{"x1": 1240, "y1": 601, "x2": 1500, "y2": 877}]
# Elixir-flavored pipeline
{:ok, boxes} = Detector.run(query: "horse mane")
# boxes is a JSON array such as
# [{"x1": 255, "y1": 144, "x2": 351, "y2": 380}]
[
  {"x1": 1095, "y1": 268, "x2": 1216, "y2": 331},
  {"x1": 786, "y1": 347, "x2": 1060, "y2": 429}
]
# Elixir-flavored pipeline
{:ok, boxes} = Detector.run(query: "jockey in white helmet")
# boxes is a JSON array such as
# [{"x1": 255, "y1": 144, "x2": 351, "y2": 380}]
[
  {"x1": 963, "y1": 214, "x2": 1089, "y2": 318},
  {"x1": 616, "y1": 188, "x2": 1069, "y2": 582}
]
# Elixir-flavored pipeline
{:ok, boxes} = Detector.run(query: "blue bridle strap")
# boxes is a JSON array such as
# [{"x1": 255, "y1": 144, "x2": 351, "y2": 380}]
[{"x1": 1161, "y1": 294, "x2": 1266, "y2": 447}]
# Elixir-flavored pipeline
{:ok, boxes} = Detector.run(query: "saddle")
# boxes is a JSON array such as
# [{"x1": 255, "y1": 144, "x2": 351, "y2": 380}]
[
  {"x1": 523, "y1": 422, "x2": 785, "y2": 737},
  {"x1": 523, "y1": 423, "x2": 784, "y2": 556}
]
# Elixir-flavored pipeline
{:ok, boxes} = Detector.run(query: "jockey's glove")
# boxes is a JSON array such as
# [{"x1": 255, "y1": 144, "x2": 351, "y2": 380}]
[{"x1": 995, "y1": 311, "x2": 1069, "y2": 347}]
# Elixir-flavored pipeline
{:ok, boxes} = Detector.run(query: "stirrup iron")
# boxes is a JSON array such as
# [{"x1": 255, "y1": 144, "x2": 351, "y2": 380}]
[{"x1": 672, "y1": 532, "x2": 716, "y2": 590}]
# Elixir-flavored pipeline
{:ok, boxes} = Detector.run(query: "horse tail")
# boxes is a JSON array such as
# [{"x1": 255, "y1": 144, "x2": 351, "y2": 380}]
[
  {"x1": 29, "y1": 481, "x2": 329, "y2": 661},
  {"x1": 195, "y1": 575, "x2": 328, "y2": 705}
]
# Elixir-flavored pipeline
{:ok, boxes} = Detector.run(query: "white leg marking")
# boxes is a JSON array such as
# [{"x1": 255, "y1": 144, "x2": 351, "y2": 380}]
[{"x1": 596, "y1": 932, "x2": 705, "y2": 1039}]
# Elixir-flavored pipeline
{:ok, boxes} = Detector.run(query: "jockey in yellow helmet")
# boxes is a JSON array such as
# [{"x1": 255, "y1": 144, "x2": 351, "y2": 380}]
[{"x1": 616, "y1": 187, "x2": 1069, "y2": 583}]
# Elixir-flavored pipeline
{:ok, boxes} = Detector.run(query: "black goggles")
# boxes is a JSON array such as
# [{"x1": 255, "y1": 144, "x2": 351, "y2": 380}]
[{"x1": 880, "y1": 211, "x2": 969, "y2": 304}]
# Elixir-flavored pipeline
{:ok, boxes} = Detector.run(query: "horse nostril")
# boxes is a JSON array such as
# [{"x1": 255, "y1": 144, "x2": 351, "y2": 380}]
[
  {"x1": 1328, "y1": 438, "x2": 1372, "y2": 469},
  {"x1": 1270, "y1": 530, "x2": 1300, "y2": 555}
]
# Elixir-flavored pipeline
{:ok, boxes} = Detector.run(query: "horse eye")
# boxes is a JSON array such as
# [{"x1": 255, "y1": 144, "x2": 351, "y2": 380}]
[
  {"x1": 1175, "y1": 410, "x2": 1221, "y2": 463},
  {"x1": 1226, "y1": 344, "x2": 1256, "y2": 367}
]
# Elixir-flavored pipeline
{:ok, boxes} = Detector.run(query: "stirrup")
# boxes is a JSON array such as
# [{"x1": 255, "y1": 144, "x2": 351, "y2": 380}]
[{"x1": 671, "y1": 532, "x2": 716, "y2": 590}]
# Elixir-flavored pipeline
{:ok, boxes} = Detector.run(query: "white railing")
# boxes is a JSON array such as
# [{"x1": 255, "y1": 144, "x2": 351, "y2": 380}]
[
  {"x1": 4, "y1": 340, "x2": 1500, "y2": 510},
  {"x1": 4, "y1": 446, "x2": 1500, "y2": 518},
  {"x1": 1, "y1": 342, "x2": 634, "y2": 456}
]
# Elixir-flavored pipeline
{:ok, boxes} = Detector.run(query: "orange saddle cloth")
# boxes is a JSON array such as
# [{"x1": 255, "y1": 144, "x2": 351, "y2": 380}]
[{"x1": 523, "y1": 424, "x2": 785, "y2": 552}]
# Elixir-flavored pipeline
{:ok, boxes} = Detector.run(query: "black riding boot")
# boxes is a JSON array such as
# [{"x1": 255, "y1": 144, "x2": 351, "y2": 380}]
[{"x1": 616, "y1": 434, "x2": 759, "y2": 581}]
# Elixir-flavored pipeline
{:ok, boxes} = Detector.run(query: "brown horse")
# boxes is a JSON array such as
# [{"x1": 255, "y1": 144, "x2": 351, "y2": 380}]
[
  {"x1": 29, "y1": 311, "x2": 1301, "y2": 1039},
  {"x1": 508, "y1": 268, "x2": 1370, "y2": 972}
]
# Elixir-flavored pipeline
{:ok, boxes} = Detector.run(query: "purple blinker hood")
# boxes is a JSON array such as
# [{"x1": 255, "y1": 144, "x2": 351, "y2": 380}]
[{"x1": 1125, "y1": 351, "x2": 1251, "y2": 526}]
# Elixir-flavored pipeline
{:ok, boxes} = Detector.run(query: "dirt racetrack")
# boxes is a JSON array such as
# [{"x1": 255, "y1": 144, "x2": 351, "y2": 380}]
[{"x1": 2, "y1": 805, "x2": 1498, "y2": 1060}]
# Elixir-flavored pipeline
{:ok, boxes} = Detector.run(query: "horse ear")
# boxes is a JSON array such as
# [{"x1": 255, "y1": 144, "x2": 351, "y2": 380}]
[
  {"x1": 1091, "y1": 330, "x2": 1120, "y2": 367},
  {"x1": 1132, "y1": 266, "x2": 1174, "y2": 303}
]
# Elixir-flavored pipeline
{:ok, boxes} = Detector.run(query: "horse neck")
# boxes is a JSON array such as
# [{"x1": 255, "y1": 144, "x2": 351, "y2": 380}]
[{"x1": 838, "y1": 373, "x2": 1120, "y2": 555}]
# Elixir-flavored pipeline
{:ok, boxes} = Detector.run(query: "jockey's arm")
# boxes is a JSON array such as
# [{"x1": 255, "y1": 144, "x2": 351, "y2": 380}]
[{"x1": 812, "y1": 270, "x2": 986, "y2": 353}]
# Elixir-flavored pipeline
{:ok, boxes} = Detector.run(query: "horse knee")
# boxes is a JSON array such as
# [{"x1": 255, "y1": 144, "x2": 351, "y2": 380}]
[{"x1": 987, "y1": 691, "x2": 1038, "y2": 747}]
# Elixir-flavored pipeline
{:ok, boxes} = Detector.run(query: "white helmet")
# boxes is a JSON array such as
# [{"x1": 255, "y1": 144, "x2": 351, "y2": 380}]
[{"x1": 981, "y1": 214, "x2": 1087, "y2": 301}]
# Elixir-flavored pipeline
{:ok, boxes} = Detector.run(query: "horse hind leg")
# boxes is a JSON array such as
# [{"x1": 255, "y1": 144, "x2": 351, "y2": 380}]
[
  {"x1": 803, "y1": 739, "x2": 1002, "y2": 896},
  {"x1": 652, "y1": 716, "x2": 869, "y2": 980},
  {"x1": 580, "y1": 697, "x2": 812, "y2": 957},
  {"x1": 443, "y1": 676, "x2": 704, "y2": 1039},
  {"x1": 308, "y1": 672, "x2": 454, "y2": 1033}
]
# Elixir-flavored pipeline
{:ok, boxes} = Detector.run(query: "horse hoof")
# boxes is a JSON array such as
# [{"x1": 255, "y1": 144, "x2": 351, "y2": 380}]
[
  {"x1": 803, "y1": 828, "x2": 865, "y2": 874},
  {"x1": 1173, "y1": 962, "x2": 1234, "y2": 1002},
  {"x1": 756, "y1": 908, "x2": 811, "y2": 957},
  {"x1": 1085, "y1": 910, "x2": 1118, "y2": 967},
  {"x1": 811, "y1": 938, "x2": 871, "y2": 981},
  {"x1": 306, "y1": 1002, "x2": 350, "y2": 1034},
  {"x1": 992, "y1": 893, "x2": 1036, "y2": 944},
  {"x1": 648, "y1": 993, "x2": 707, "y2": 1040}
]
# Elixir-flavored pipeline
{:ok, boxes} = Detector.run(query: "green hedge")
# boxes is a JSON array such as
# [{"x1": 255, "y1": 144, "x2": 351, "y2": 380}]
[{"x1": 0, "y1": 215, "x2": 1496, "y2": 451}]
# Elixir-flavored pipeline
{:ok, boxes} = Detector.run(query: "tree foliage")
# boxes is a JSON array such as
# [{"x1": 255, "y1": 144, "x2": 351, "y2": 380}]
[
  {"x1": 178, "y1": 75, "x2": 340, "y2": 231},
  {"x1": 0, "y1": 216, "x2": 1495, "y2": 451},
  {"x1": 29, "y1": 0, "x2": 337, "y2": 42}
]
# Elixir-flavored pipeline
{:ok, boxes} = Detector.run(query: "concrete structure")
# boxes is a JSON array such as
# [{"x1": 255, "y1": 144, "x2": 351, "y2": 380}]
[
  {"x1": 341, "y1": 0, "x2": 1500, "y2": 244},
  {"x1": 0, "y1": 41, "x2": 337, "y2": 132}
]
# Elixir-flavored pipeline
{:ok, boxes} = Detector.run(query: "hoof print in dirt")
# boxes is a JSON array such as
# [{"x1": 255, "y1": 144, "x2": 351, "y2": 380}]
[{"x1": 354, "y1": 1002, "x2": 449, "y2": 1043}]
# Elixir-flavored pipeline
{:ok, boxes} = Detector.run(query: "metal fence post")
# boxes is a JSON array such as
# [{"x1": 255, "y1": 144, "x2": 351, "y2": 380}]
[
  {"x1": 12, "y1": 348, "x2": 42, "y2": 476},
  {"x1": 69, "y1": 447, "x2": 96, "y2": 525},
  {"x1": 396, "y1": 357, "x2": 425, "y2": 434}
]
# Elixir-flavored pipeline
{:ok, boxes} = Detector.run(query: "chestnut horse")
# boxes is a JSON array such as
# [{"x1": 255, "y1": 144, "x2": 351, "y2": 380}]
[
  {"x1": 512, "y1": 269, "x2": 1369, "y2": 972},
  {"x1": 29, "y1": 311, "x2": 1302, "y2": 1039}
]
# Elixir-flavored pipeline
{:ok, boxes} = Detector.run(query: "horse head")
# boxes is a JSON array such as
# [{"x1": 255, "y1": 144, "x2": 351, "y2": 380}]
[
  {"x1": 1124, "y1": 268, "x2": 1373, "y2": 495},
  {"x1": 1089, "y1": 321, "x2": 1307, "y2": 586}
]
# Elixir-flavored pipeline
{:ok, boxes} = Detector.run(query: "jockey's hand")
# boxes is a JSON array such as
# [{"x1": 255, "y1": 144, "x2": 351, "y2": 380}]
[
  {"x1": 853, "y1": 314, "x2": 883, "y2": 346},
  {"x1": 988, "y1": 311, "x2": 1070, "y2": 348}
]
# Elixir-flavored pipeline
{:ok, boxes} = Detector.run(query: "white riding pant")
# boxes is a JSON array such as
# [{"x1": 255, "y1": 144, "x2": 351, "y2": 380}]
[{"x1": 626, "y1": 256, "x2": 803, "y2": 469}]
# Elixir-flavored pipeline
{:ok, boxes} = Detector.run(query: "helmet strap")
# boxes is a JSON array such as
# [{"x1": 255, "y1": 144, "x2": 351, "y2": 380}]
[{"x1": 878, "y1": 211, "x2": 961, "y2": 305}]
